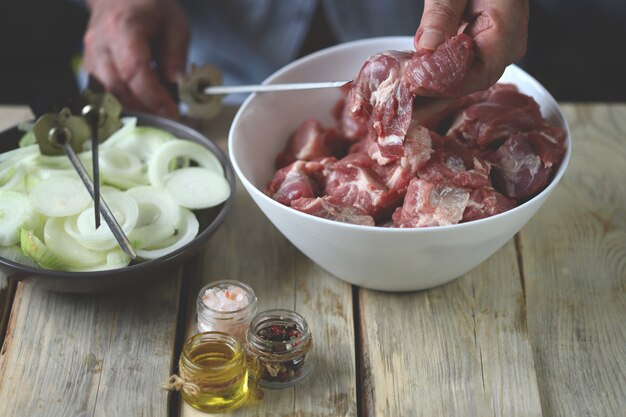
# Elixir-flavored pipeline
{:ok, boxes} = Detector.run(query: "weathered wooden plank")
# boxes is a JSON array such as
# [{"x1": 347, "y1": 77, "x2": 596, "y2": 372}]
[
  {"x1": 0, "y1": 107, "x2": 32, "y2": 350},
  {"x1": 359, "y1": 239, "x2": 542, "y2": 417},
  {"x1": 521, "y1": 104, "x2": 626, "y2": 417},
  {"x1": 0, "y1": 273, "x2": 17, "y2": 349},
  {"x1": 0, "y1": 273, "x2": 182, "y2": 417},
  {"x1": 177, "y1": 131, "x2": 357, "y2": 416}
]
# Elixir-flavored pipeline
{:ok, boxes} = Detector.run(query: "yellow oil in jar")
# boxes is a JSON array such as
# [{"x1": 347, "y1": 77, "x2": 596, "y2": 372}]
[{"x1": 180, "y1": 332, "x2": 249, "y2": 413}]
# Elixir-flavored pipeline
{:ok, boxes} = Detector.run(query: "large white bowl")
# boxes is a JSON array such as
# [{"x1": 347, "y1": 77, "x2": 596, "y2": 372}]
[{"x1": 229, "y1": 37, "x2": 572, "y2": 291}]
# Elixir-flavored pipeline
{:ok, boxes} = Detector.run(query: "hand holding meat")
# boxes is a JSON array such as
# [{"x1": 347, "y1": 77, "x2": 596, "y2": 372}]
[
  {"x1": 415, "y1": 0, "x2": 529, "y2": 96},
  {"x1": 83, "y1": 0, "x2": 189, "y2": 118}
]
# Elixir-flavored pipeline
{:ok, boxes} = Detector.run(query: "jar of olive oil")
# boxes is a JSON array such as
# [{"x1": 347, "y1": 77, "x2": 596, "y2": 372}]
[{"x1": 178, "y1": 331, "x2": 249, "y2": 412}]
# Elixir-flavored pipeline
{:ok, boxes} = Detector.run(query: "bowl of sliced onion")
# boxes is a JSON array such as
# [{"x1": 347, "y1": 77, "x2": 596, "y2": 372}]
[{"x1": 0, "y1": 113, "x2": 235, "y2": 292}]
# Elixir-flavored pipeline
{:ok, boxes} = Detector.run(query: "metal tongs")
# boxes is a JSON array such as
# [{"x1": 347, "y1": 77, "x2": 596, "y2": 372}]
[{"x1": 32, "y1": 92, "x2": 136, "y2": 259}]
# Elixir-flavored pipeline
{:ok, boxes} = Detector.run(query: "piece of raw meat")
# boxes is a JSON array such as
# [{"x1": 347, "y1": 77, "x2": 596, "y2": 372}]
[
  {"x1": 324, "y1": 153, "x2": 400, "y2": 221},
  {"x1": 348, "y1": 50, "x2": 415, "y2": 160},
  {"x1": 392, "y1": 178, "x2": 470, "y2": 228},
  {"x1": 276, "y1": 118, "x2": 348, "y2": 169},
  {"x1": 404, "y1": 34, "x2": 474, "y2": 97},
  {"x1": 347, "y1": 35, "x2": 475, "y2": 159},
  {"x1": 266, "y1": 159, "x2": 335, "y2": 205},
  {"x1": 371, "y1": 122, "x2": 435, "y2": 196},
  {"x1": 291, "y1": 196, "x2": 375, "y2": 226},
  {"x1": 448, "y1": 84, "x2": 544, "y2": 148},
  {"x1": 462, "y1": 187, "x2": 517, "y2": 222},
  {"x1": 488, "y1": 127, "x2": 565, "y2": 199},
  {"x1": 333, "y1": 85, "x2": 369, "y2": 140},
  {"x1": 419, "y1": 135, "x2": 490, "y2": 189}
]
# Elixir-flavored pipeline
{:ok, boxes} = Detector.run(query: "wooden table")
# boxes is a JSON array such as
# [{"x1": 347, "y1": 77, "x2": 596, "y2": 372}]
[{"x1": 0, "y1": 103, "x2": 624, "y2": 417}]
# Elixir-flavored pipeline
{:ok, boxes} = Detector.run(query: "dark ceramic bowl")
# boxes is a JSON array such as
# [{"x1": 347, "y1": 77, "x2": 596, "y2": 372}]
[{"x1": 0, "y1": 113, "x2": 235, "y2": 292}]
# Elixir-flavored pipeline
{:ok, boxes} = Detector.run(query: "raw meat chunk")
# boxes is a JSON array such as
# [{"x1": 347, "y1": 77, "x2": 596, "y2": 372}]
[
  {"x1": 404, "y1": 34, "x2": 474, "y2": 97},
  {"x1": 448, "y1": 84, "x2": 544, "y2": 147},
  {"x1": 333, "y1": 85, "x2": 369, "y2": 140},
  {"x1": 419, "y1": 135, "x2": 490, "y2": 189},
  {"x1": 371, "y1": 122, "x2": 434, "y2": 196},
  {"x1": 463, "y1": 187, "x2": 517, "y2": 222},
  {"x1": 348, "y1": 51, "x2": 412, "y2": 123},
  {"x1": 402, "y1": 122, "x2": 435, "y2": 173},
  {"x1": 347, "y1": 35, "x2": 475, "y2": 159},
  {"x1": 276, "y1": 119, "x2": 348, "y2": 169},
  {"x1": 266, "y1": 159, "x2": 333, "y2": 205},
  {"x1": 291, "y1": 196, "x2": 375, "y2": 226},
  {"x1": 392, "y1": 178, "x2": 470, "y2": 227},
  {"x1": 488, "y1": 127, "x2": 565, "y2": 199},
  {"x1": 348, "y1": 51, "x2": 415, "y2": 160},
  {"x1": 324, "y1": 153, "x2": 400, "y2": 221},
  {"x1": 411, "y1": 86, "x2": 494, "y2": 132}
]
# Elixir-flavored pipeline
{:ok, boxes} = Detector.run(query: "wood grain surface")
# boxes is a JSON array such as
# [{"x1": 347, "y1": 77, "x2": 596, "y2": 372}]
[
  {"x1": 359, "y1": 239, "x2": 543, "y2": 417},
  {"x1": 0, "y1": 108, "x2": 32, "y2": 357},
  {"x1": 0, "y1": 104, "x2": 625, "y2": 417},
  {"x1": 0, "y1": 276, "x2": 181, "y2": 417},
  {"x1": 521, "y1": 104, "x2": 626, "y2": 417},
  {"x1": 178, "y1": 110, "x2": 357, "y2": 416}
]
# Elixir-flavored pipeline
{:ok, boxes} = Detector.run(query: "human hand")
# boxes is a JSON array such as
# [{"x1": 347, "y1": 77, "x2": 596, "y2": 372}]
[
  {"x1": 83, "y1": 0, "x2": 189, "y2": 117},
  {"x1": 414, "y1": 0, "x2": 529, "y2": 95}
]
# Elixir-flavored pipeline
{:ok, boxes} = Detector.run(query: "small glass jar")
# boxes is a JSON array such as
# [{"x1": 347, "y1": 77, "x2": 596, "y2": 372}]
[
  {"x1": 245, "y1": 309, "x2": 313, "y2": 389},
  {"x1": 178, "y1": 331, "x2": 249, "y2": 413},
  {"x1": 196, "y1": 280, "x2": 258, "y2": 343}
]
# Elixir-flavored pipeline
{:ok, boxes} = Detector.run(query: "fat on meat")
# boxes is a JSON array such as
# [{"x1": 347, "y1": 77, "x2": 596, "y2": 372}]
[
  {"x1": 348, "y1": 50, "x2": 415, "y2": 160},
  {"x1": 419, "y1": 135, "x2": 490, "y2": 189},
  {"x1": 266, "y1": 158, "x2": 335, "y2": 205},
  {"x1": 488, "y1": 127, "x2": 565, "y2": 199},
  {"x1": 324, "y1": 153, "x2": 401, "y2": 221},
  {"x1": 291, "y1": 196, "x2": 375, "y2": 226},
  {"x1": 463, "y1": 187, "x2": 517, "y2": 222},
  {"x1": 392, "y1": 177, "x2": 470, "y2": 227}
]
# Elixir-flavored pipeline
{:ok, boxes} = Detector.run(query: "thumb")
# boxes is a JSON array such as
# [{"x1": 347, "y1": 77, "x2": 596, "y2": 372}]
[{"x1": 415, "y1": 0, "x2": 467, "y2": 53}]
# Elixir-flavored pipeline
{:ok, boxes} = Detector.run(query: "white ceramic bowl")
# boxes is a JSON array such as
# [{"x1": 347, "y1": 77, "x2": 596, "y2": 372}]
[{"x1": 229, "y1": 37, "x2": 572, "y2": 291}]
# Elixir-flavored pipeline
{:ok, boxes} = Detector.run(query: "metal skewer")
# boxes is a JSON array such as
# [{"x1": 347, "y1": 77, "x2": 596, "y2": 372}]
[
  {"x1": 201, "y1": 80, "x2": 352, "y2": 95},
  {"x1": 178, "y1": 63, "x2": 352, "y2": 118},
  {"x1": 82, "y1": 105, "x2": 101, "y2": 229}
]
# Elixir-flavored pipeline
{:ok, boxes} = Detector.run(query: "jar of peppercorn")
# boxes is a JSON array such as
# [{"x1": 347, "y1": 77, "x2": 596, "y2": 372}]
[{"x1": 245, "y1": 309, "x2": 313, "y2": 389}]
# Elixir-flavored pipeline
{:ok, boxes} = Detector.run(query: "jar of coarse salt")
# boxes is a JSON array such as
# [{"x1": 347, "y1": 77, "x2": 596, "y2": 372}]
[{"x1": 196, "y1": 280, "x2": 258, "y2": 343}]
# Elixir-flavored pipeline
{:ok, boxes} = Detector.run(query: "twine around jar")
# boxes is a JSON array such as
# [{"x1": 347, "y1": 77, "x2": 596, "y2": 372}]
[
  {"x1": 246, "y1": 337, "x2": 313, "y2": 378},
  {"x1": 160, "y1": 359, "x2": 204, "y2": 397}
]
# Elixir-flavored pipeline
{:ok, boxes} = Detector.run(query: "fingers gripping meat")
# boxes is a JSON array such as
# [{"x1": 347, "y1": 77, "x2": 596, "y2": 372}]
[{"x1": 348, "y1": 35, "x2": 474, "y2": 161}]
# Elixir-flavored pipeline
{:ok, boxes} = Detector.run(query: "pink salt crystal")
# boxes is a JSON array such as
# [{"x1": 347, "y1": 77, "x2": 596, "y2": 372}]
[
  {"x1": 196, "y1": 280, "x2": 258, "y2": 343},
  {"x1": 202, "y1": 285, "x2": 249, "y2": 312}
]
